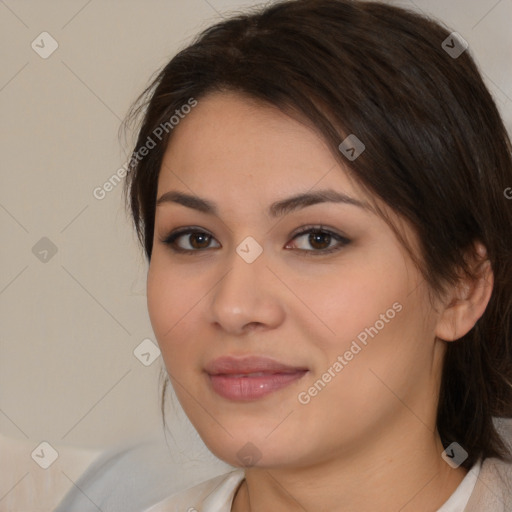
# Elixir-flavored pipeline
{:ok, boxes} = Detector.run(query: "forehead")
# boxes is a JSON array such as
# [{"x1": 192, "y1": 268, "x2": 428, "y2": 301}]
[{"x1": 157, "y1": 91, "x2": 363, "y2": 201}]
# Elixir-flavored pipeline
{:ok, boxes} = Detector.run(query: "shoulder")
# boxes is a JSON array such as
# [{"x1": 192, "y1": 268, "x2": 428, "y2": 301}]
[
  {"x1": 143, "y1": 469, "x2": 245, "y2": 512},
  {"x1": 54, "y1": 437, "x2": 233, "y2": 512},
  {"x1": 465, "y1": 457, "x2": 512, "y2": 511}
]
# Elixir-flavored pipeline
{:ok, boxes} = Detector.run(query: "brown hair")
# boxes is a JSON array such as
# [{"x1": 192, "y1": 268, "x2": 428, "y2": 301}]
[{"x1": 123, "y1": 0, "x2": 512, "y2": 469}]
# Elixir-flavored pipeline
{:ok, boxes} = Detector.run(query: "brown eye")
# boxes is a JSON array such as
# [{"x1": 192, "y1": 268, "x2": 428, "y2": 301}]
[
  {"x1": 188, "y1": 232, "x2": 212, "y2": 249},
  {"x1": 287, "y1": 226, "x2": 351, "y2": 255},
  {"x1": 308, "y1": 231, "x2": 332, "y2": 250},
  {"x1": 161, "y1": 228, "x2": 220, "y2": 253}
]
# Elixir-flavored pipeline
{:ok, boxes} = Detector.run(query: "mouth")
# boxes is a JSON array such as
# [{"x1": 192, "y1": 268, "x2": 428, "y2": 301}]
[{"x1": 205, "y1": 356, "x2": 309, "y2": 401}]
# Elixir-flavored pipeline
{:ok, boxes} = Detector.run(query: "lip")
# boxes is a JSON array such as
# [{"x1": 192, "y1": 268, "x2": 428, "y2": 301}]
[{"x1": 205, "y1": 356, "x2": 308, "y2": 401}]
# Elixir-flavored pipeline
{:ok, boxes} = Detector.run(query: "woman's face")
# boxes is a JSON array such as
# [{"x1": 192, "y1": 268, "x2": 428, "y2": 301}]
[{"x1": 147, "y1": 91, "x2": 446, "y2": 468}]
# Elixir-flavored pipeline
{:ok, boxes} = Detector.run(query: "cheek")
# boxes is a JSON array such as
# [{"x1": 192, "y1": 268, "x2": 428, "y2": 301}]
[
  {"x1": 304, "y1": 260, "x2": 431, "y2": 404},
  {"x1": 146, "y1": 259, "x2": 200, "y2": 362},
  {"x1": 320, "y1": 290, "x2": 434, "y2": 412},
  {"x1": 295, "y1": 302, "x2": 432, "y2": 443},
  {"x1": 146, "y1": 261, "x2": 169, "y2": 340},
  {"x1": 304, "y1": 261, "x2": 407, "y2": 351}
]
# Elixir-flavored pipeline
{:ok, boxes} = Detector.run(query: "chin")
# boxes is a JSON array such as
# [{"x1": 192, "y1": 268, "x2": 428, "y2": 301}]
[{"x1": 197, "y1": 429, "x2": 303, "y2": 469}]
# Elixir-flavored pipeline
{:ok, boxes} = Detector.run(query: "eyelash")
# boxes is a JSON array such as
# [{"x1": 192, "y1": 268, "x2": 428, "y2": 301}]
[{"x1": 160, "y1": 225, "x2": 351, "y2": 256}]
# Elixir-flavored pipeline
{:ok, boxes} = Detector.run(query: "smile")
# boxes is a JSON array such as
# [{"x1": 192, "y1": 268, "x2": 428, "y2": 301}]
[{"x1": 205, "y1": 356, "x2": 309, "y2": 401}]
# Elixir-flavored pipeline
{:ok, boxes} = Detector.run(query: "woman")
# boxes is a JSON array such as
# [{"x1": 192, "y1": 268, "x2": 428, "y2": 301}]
[{"x1": 123, "y1": 0, "x2": 512, "y2": 510}]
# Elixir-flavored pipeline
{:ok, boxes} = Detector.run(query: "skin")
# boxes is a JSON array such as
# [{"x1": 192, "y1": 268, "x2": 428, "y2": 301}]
[{"x1": 147, "y1": 91, "x2": 493, "y2": 511}]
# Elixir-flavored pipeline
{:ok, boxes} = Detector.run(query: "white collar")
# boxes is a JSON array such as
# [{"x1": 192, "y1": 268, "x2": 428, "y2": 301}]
[{"x1": 436, "y1": 460, "x2": 482, "y2": 512}]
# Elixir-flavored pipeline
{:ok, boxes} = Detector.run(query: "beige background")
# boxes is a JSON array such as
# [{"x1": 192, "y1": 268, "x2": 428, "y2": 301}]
[{"x1": 1, "y1": 0, "x2": 511, "y2": 510}]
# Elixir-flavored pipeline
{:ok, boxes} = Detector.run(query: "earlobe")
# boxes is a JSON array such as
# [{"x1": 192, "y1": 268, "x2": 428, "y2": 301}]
[{"x1": 434, "y1": 243, "x2": 494, "y2": 342}]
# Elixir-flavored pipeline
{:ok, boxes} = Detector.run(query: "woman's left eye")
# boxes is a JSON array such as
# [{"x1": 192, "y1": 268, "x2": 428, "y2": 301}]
[
  {"x1": 160, "y1": 226, "x2": 350, "y2": 255},
  {"x1": 286, "y1": 226, "x2": 350, "y2": 255}
]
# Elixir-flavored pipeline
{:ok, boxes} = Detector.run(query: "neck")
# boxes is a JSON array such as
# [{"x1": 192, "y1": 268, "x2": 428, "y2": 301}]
[{"x1": 232, "y1": 427, "x2": 467, "y2": 512}]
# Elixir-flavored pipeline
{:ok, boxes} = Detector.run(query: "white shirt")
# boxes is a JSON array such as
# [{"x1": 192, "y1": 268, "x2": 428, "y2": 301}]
[
  {"x1": 144, "y1": 460, "x2": 482, "y2": 512},
  {"x1": 437, "y1": 460, "x2": 481, "y2": 512}
]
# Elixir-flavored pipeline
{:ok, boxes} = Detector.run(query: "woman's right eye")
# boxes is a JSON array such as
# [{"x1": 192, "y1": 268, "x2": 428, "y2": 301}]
[{"x1": 161, "y1": 229, "x2": 221, "y2": 253}]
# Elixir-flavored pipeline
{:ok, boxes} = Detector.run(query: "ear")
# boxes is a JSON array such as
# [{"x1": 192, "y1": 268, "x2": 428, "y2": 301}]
[{"x1": 434, "y1": 242, "x2": 494, "y2": 342}]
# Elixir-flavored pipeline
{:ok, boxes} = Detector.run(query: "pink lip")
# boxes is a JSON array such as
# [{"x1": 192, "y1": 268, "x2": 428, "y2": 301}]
[{"x1": 205, "y1": 356, "x2": 308, "y2": 401}]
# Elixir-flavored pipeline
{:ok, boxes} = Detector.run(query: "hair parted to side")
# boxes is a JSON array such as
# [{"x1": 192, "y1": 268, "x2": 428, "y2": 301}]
[{"x1": 123, "y1": 0, "x2": 512, "y2": 469}]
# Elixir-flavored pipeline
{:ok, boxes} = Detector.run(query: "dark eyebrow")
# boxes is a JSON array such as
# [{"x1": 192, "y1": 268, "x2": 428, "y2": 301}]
[{"x1": 156, "y1": 189, "x2": 370, "y2": 218}]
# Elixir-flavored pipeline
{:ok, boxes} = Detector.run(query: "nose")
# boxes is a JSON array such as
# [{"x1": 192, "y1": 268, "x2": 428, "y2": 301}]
[{"x1": 208, "y1": 245, "x2": 285, "y2": 335}]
